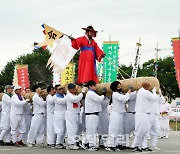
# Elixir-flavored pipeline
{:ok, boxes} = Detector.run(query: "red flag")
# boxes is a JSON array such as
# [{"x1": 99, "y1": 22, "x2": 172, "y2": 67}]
[
  {"x1": 172, "y1": 37, "x2": 180, "y2": 90},
  {"x1": 43, "y1": 30, "x2": 46, "y2": 35},
  {"x1": 17, "y1": 65, "x2": 30, "y2": 93},
  {"x1": 42, "y1": 45, "x2": 47, "y2": 50}
]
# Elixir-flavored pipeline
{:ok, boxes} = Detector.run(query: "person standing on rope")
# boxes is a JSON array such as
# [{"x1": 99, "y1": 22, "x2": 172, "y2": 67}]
[{"x1": 70, "y1": 26, "x2": 105, "y2": 84}]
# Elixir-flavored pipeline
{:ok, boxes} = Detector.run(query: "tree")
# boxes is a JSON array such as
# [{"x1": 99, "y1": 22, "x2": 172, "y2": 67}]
[
  {"x1": 0, "y1": 47, "x2": 52, "y2": 92},
  {"x1": 118, "y1": 56, "x2": 180, "y2": 99}
]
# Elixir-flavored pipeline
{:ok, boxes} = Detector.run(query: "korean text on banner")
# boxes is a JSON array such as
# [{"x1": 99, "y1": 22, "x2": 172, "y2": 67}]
[
  {"x1": 103, "y1": 41, "x2": 119, "y2": 83},
  {"x1": 16, "y1": 65, "x2": 30, "y2": 92}
]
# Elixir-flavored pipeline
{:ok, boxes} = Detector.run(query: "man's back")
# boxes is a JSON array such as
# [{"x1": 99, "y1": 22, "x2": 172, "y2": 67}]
[{"x1": 135, "y1": 88, "x2": 154, "y2": 114}]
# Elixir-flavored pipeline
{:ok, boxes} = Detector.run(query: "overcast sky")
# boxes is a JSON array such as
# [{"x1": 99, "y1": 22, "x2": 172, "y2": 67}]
[{"x1": 0, "y1": 0, "x2": 179, "y2": 71}]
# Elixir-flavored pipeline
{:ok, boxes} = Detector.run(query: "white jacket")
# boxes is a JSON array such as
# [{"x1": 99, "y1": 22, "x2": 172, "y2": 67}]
[
  {"x1": 111, "y1": 92, "x2": 130, "y2": 113},
  {"x1": 46, "y1": 94, "x2": 55, "y2": 114},
  {"x1": 152, "y1": 94, "x2": 162, "y2": 115},
  {"x1": 65, "y1": 93, "x2": 83, "y2": 113},
  {"x1": 2, "y1": 94, "x2": 11, "y2": 113},
  {"x1": 33, "y1": 93, "x2": 46, "y2": 114},
  {"x1": 85, "y1": 90, "x2": 104, "y2": 113},
  {"x1": 53, "y1": 94, "x2": 66, "y2": 114},
  {"x1": 135, "y1": 87, "x2": 156, "y2": 114},
  {"x1": 11, "y1": 94, "x2": 27, "y2": 114}
]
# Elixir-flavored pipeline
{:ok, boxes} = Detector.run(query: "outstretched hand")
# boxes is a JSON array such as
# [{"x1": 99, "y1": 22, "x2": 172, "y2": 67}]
[{"x1": 102, "y1": 54, "x2": 106, "y2": 58}]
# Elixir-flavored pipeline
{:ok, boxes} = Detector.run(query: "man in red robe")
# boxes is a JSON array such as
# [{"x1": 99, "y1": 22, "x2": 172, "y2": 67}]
[{"x1": 71, "y1": 26, "x2": 105, "y2": 84}]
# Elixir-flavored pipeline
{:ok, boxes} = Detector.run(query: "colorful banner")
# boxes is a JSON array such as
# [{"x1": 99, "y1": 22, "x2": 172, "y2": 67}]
[
  {"x1": 47, "y1": 35, "x2": 77, "y2": 73},
  {"x1": 172, "y1": 37, "x2": 180, "y2": 90},
  {"x1": 103, "y1": 41, "x2": 119, "y2": 83},
  {"x1": 60, "y1": 62, "x2": 74, "y2": 85},
  {"x1": 16, "y1": 65, "x2": 30, "y2": 93},
  {"x1": 97, "y1": 62, "x2": 103, "y2": 82},
  {"x1": 42, "y1": 23, "x2": 63, "y2": 47},
  {"x1": 33, "y1": 42, "x2": 47, "y2": 50}
]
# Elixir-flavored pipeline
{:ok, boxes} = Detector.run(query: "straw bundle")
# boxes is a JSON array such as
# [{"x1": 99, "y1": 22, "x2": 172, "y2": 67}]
[
  {"x1": 23, "y1": 77, "x2": 160, "y2": 99},
  {"x1": 0, "y1": 93, "x2": 4, "y2": 101}
]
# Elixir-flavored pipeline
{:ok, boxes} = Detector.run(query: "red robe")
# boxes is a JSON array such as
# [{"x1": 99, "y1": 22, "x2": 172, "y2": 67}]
[{"x1": 72, "y1": 36, "x2": 104, "y2": 84}]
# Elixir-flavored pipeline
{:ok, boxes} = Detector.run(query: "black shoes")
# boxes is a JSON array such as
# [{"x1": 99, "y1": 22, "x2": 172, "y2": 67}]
[
  {"x1": 18, "y1": 140, "x2": 26, "y2": 146},
  {"x1": 142, "y1": 147, "x2": 153, "y2": 152},
  {"x1": 0, "y1": 140, "x2": 5, "y2": 146},
  {"x1": 4, "y1": 141, "x2": 14, "y2": 146},
  {"x1": 132, "y1": 147, "x2": 143, "y2": 152}
]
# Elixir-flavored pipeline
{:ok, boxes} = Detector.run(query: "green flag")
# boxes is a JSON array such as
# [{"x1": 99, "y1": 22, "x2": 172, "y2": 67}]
[{"x1": 103, "y1": 41, "x2": 119, "y2": 83}]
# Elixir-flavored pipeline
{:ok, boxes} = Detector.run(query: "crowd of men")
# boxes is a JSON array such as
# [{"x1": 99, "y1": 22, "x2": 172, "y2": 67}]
[{"x1": 0, "y1": 80, "x2": 172, "y2": 152}]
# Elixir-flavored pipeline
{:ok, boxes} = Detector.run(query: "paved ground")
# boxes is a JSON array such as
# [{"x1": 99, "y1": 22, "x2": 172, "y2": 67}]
[{"x1": 0, "y1": 131, "x2": 179, "y2": 154}]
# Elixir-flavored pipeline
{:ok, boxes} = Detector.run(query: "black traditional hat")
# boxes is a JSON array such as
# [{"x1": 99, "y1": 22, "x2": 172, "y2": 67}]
[{"x1": 82, "y1": 25, "x2": 98, "y2": 33}]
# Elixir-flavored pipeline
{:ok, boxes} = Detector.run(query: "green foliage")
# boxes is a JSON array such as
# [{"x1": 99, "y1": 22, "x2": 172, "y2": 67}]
[
  {"x1": 71, "y1": 51, "x2": 80, "y2": 83},
  {"x1": 0, "y1": 47, "x2": 52, "y2": 92},
  {"x1": 118, "y1": 56, "x2": 180, "y2": 99},
  {"x1": 117, "y1": 64, "x2": 133, "y2": 80}
]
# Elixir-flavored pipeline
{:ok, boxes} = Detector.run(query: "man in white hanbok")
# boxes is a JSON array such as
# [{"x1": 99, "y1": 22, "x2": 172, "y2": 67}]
[
  {"x1": 46, "y1": 86, "x2": 56, "y2": 148},
  {"x1": 85, "y1": 80, "x2": 104, "y2": 151},
  {"x1": 27, "y1": 85, "x2": 46, "y2": 147},
  {"x1": 106, "y1": 81, "x2": 131, "y2": 152},
  {"x1": 53, "y1": 85, "x2": 67, "y2": 149},
  {"x1": 131, "y1": 81, "x2": 156, "y2": 152},
  {"x1": 65, "y1": 83, "x2": 84, "y2": 150},
  {"x1": 0, "y1": 85, "x2": 14, "y2": 146},
  {"x1": 10, "y1": 86, "x2": 27, "y2": 147},
  {"x1": 159, "y1": 96, "x2": 172, "y2": 139}
]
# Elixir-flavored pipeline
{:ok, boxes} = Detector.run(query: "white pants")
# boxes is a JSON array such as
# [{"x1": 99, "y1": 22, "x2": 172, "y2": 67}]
[
  {"x1": 65, "y1": 111, "x2": 80, "y2": 145},
  {"x1": 107, "y1": 111, "x2": 124, "y2": 147},
  {"x1": 0, "y1": 112, "x2": 10, "y2": 130},
  {"x1": 27, "y1": 113, "x2": 45, "y2": 144},
  {"x1": 23, "y1": 114, "x2": 32, "y2": 143},
  {"x1": 47, "y1": 113, "x2": 56, "y2": 145},
  {"x1": 160, "y1": 115, "x2": 170, "y2": 137},
  {"x1": 0, "y1": 112, "x2": 11, "y2": 141},
  {"x1": 132, "y1": 113, "x2": 150, "y2": 148},
  {"x1": 54, "y1": 111, "x2": 66, "y2": 145},
  {"x1": 85, "y1": 114, "x2": 99, "y2": 147},
  {"x1": 150, "y1": 114, "x2": 160, "y2": 148},
  {"x1": 10, "y1": 114, "x2": 26, "y2": 143}
]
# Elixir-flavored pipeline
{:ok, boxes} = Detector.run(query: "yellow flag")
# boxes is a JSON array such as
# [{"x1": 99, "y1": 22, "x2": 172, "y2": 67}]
[
  {"x1": 61, "y1": 62, "x2": 74, "y2": 85},
  {"x1": 44, "y1": 24, "x2": 63, "y2": 46}
]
